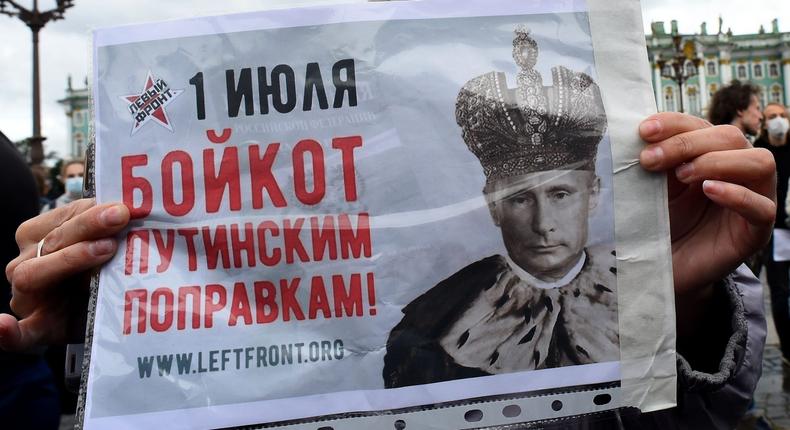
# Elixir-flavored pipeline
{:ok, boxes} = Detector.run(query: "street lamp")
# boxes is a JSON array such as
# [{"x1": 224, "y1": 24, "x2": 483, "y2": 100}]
[
  {"x1": 0, "y1": 0, "x2": 75, "y2": 166},
  {"x1": 655, "y1": 33, "x2": 702, "y2": 114}
]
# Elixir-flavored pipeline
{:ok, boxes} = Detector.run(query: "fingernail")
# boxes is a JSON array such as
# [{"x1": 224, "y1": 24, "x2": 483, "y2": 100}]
[
  {"x1": 675, "y1": 163, "x2": 694, "y2": 181},
  {"x1": 641, "y1": 146, "x2": 663, "y2": 167},
  {"x1": 640, "y1": 119, "x2": 662, "y2": 138},
  {"x1": 89, "y1": 239, "x2": 115, "y2": 256},
  {"x1": 101, "y1": 206, "x2": 125, "y2": 226},
  {"x1": 702, "y1": 180, "x2": 722, "y2": 195}
]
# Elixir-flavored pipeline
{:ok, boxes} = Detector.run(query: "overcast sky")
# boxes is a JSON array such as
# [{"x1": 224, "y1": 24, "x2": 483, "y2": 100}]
[{"x1": 0, "y1": 0, "x2": 788, "y2": 158}]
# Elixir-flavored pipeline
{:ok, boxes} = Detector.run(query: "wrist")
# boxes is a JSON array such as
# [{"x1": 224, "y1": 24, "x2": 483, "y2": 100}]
[
  {"x1": 676, "y1": 280, "x2": 734, "y2": 374},
  {"x1": 675, "y1": 282, "x2": 714, "y2": 340}
]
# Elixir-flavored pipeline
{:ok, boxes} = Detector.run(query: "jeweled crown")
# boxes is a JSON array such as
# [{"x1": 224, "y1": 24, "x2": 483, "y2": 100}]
[{"x1": 456, "y1": 25, "x2": 607, "y2": 182}]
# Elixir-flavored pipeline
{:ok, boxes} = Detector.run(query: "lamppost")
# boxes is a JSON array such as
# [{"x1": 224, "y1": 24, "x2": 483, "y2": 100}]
[
  {"x1": 0, "y1": 0, "x2": 74, "y2": 166},
  {"x1": 656, "y1": 33, "x2": 702, "y2": 113}
]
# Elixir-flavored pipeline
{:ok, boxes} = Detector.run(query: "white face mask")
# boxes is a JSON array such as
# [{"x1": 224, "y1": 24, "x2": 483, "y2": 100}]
[
  {"x1": 65, "y1": 176, "x2": 84, "y2": 198},
  {"x1": 767, "y1": 116, "x2": 790, "y2": 139}
]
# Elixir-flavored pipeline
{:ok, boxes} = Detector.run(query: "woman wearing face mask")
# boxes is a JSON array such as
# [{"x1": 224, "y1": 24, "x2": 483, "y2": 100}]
[
  {"x1": 42, "y1": 159, "x2": 84, "y2": 212},
  {"x1": 754, "y1": 102, "x2": 790, "y2": 364}
]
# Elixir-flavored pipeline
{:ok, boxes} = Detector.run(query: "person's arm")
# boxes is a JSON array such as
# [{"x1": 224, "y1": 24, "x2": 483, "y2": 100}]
[
  {"x1": 674, "y1": 265, "x2": 765, "y2": 428},
  {"x1": 626, "y1": 265, "x2": 765, "y2": 429},
  {"x1": 638, "y1": 113, "x2": 774, "y2": 427}
]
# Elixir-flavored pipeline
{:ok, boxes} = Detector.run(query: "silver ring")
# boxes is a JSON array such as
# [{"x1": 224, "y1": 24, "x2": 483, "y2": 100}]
[{"x1": 36, "y1": 238, "x2": 46, "y2": 258}]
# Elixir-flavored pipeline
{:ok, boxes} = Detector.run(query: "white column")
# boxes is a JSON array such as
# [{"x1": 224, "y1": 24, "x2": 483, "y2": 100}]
[
  {"x1": 68, "y1": 112, "x2": 76, "y2": 158},
  {"x1": 681, "y1": 85, "x2": 690, "y2": 114},
  {"x1": 654, "y1": 65, "x2": 664, "y2": 111},
  {"x1": 697, "y1": 61, "x2": 708, "y2": 112},
  {"x1": 720, "y1": 59, "x2": 732, "y2": 84}
]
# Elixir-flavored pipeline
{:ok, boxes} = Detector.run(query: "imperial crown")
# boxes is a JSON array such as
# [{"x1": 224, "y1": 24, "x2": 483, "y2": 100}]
[{"x1": 455, "y1": 26, "x2": 608, "y2": 182}]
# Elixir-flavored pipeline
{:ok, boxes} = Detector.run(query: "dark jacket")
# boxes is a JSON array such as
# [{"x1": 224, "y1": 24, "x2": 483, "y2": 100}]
[
  {"x1": 0, "y1": 131, "x2": 61, "y2": 427},
  {"x1": 755, "y1": 135, "x2": 790, "y2": 229}
]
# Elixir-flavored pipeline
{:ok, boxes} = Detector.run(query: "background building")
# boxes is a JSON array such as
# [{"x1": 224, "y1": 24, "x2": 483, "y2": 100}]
[
  {"x1": 58, "y1": 75, "x2": 90, "y2": 159},
  {"x1": 647, "y1": 18, "x2": 790, "y2": 117},
  {"x1": 54, "y1": 21, "x2": 789, "y2": 157}
]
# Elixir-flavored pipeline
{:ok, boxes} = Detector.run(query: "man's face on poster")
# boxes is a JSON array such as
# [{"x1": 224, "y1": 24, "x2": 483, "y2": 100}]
[{"x1": 487, "y1": 170, "x2": 600, "y2": 282}]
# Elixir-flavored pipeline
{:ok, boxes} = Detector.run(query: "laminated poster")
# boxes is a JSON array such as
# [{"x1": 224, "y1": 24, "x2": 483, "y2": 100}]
[{"x1": 81, "y1": 0, "x2": 676, "y2": 428}]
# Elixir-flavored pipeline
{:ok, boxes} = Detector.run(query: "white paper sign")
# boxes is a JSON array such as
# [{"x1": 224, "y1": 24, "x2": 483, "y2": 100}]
[
  {"x1": 83, "y1": 1, "x2": 674, "y2": 428},
  {"x1": 773, "y1": 229, "x2": 790, "y2": 261}
]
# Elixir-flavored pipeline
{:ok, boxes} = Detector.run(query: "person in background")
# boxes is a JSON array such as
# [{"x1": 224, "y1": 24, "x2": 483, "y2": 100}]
[
  {"x1": 709, "y1": 81, "x2": 766, "y2": 278},
  {"x1": 754, "y1": 102, "x2": 790, "y2": 364},
  {"x1": 708, "y1": 80, "x2": 764, "y2": 138},
  {"x1": 44, "y1": 159, "x2": 85, "y2": 212},
  {"x1": 0, "y1": 131, "x2": 60, "y2": 428},
  {"x1": 30, "y1": 164, "x2": 52, "y2": 210},
  {"x1": 709, "y1": 83, "x2": 773, "y2": 429}
]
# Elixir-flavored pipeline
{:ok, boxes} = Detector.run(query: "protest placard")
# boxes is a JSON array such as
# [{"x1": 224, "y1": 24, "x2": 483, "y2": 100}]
[{"x1": 80, "y1": 0, "x2": 674, "y2": 428}]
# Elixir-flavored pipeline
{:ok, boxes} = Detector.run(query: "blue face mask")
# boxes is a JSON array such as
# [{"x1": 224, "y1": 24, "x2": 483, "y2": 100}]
[{"x1": 65, "y1": 176, "x2": 84, "y2": 198}]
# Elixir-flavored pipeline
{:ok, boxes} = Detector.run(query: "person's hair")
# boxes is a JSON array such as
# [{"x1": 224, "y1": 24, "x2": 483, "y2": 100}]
[
  {"x1": 60, "y1": 158, "x2": 85, "y2": 179},
  {"x1": 30, "y1": 164, "x2": 49, "y2": 197},
  {"x1": 764, "y1": 102, "x2": 786, "y2": 111},
  {"x1": 708, "y1": 80, "x2": 761, "y2": 125}
]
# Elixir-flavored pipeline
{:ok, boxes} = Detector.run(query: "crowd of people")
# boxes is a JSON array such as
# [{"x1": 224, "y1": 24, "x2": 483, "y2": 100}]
[
  {"x1": 709, "y1": 81, "x2": 790, "y2": 366},
  {"x1": 0, "y1": 80, "x2": 787, "y2": 428}
]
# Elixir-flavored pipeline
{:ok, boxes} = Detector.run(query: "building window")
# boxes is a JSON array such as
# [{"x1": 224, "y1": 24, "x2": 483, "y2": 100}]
[
  {"x1": 754, "y1": 64, "x2": 763, "y2": 79},
  {"x1": 707, "y1": 61, "x2": 716, "y2": 76},
  {"x1": 737, "y1": 65, "x2": 747, "y2": 79},
  {"x1": 74, "y1": 132, "x2": 85, "y2": 154},
  {"x1": 662, "y1": 63, "x2": 673, "y2": 77},
  {"x1": 664, "y1": 87, "x2": 675, "y2": 112},
  {"x1": 687, "y1": 86, "x2": 699, "y2": 115},
  {"x1": 685, "y1": 62, "x2": 696, "y2": 77},
  {"x1": 769, "y1": 63, "x2": 779, "y2": 77},
  {"x1": 771, "y1": 85, "x2": 783, "y2": 104},
  {"x1": 73, "y1": 110, "x2": 84, "y2": 127}
]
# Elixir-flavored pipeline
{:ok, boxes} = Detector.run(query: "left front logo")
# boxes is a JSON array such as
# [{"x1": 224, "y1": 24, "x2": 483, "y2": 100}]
[{"x1": 121, "y1": 71, "x2": 184, "y2": 135}]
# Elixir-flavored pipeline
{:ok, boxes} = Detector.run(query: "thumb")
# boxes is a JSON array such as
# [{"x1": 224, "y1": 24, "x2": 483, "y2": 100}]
[{"x1": 0, "y1": 312, "x2": 49, "y2": 353}]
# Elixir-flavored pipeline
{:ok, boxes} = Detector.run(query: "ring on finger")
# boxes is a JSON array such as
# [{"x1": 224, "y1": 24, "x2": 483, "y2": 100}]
[{"x1": 36, "y1": 238, "x2": 46, "y2": 258}]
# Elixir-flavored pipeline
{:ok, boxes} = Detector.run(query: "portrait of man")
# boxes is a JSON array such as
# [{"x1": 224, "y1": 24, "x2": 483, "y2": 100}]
[{"x1": 383, "y1": 26, "x2": 619, "y2": 388}]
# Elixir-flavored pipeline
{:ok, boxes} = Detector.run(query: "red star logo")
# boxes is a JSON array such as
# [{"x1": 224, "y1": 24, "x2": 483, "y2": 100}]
[{"x1": 120, "y1": 71, "x2": 183, "y2": 135}]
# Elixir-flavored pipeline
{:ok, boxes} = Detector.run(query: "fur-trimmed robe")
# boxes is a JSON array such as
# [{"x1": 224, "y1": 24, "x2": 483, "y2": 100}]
[{"x1": 383, "y1": 246, "x2": 619, "y2": 388}]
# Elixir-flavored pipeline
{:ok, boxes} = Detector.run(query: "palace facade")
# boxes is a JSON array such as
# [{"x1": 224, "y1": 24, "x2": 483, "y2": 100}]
[
  {"x1": 646, "y1": 19, "x2": 790, "y2": 117},
  {"x1": 58, "y1": 75, "x2": 90, "y2": 159}
]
